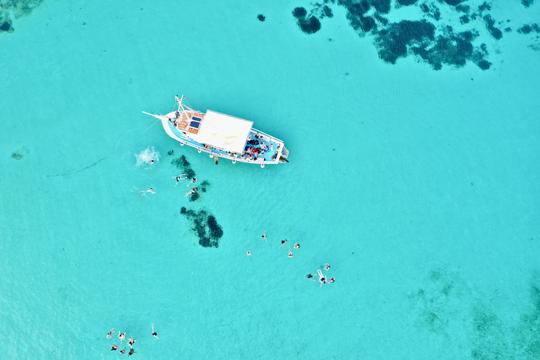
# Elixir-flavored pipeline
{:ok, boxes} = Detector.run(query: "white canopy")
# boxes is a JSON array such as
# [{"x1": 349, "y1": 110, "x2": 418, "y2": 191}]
[{"x1": 194, "y1": 110, "x2": 253, "y2": 153}]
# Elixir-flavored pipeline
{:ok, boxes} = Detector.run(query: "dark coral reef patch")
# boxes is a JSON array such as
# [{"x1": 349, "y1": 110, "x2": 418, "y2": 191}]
[
  {"x1": 291, "y1": 0, "x2": 536, "y2": 71},
  {"x1": 180, "y1": 207, "x2": 223, "y2": 248},
  {"x1": 171, "y1": 155, "x2": 196, "y2": 179},
  {"x1": 292, "y1": 7, "x2": 322, "y2": 34},
  {"x1": 483, "y1": 14, "x2": 503, "y2": 40},
  {"x1": 397, "y1": 0, "x2": 418, "y2": 6},
  {"x1": 373, "y1": 20, "x2": 435, "y2": 64},
  {"x1": 11, "y1": 151, "x2": 24, "y2": 160},
  {"x1": 10, "y1": 147, "x2": 29, "y2": 160},
  {"x1": 0, "y1": 17, "x2": 14, "y2": 33},
  {"x1": 0, "y1": 0, "x2": 43, "y2": 34},
  {"x1": 518, "y1": 23, "x2": 540, "y2": 34}
]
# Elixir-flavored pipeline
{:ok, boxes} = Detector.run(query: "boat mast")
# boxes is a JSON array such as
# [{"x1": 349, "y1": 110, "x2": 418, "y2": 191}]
[{"x1": 175, "y1": 95, "x2": 195, "y2": 113}]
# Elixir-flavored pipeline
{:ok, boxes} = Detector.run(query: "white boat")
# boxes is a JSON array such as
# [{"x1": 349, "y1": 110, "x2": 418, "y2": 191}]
[{"x1": 143, "y1": 96, "x2": 289, "y2": 167}]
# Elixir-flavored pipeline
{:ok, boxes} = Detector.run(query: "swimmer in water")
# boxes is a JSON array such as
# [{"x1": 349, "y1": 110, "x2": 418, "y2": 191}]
[
  {"x1": 120, "y1": 348, "x2": 126, "y2": 354},
  {"x1": 175, "y1": 173, "x2": 187, "y2": 183},
  {"x1": 140, "y1": 187, "x2": 155, "y2": 196},
  {"x1": 306, "y1": 273, "x2": 314, "y2": 279},
  {"x1": 185, "y1": 187, "x2": 198, "y2": 197},
  {"x1": 128, "y1": 348, "x2": 135, "y2": 356},
  {"x1": 118, "y1": 332, "x2": 126, "y2": 341},
  {"x1": 317, "y1": 270, "x2": 326, "y2": 285},
  {"x1": 329, "y1": 277, "x2": 336, "y2": 283},
  {"x1": 261, "y1": 232, "x2": 267, "y2": 240},
  {"x1": 293, "y1": 242, "x2": 300, "y2": 249},
  {"x1": 281, "y1": 239, "x2": 287, "y2": 246},
  {"x1": 106, "y1": 329, "x2": 114, "y2": 339},
  {"x1": 324, "y1": 264, "x2": 331, "y2": 271},
  {"x1": 128, "y1": 338, "x2": 135, "y2": 347},
  {"x1": 246, "y1": 250, "x2": 252, "y2": 256},
  {"x1": 152, "y1": 323, "x2": 159, "y2": 339},
  {"x1": 111, "y1": 344, "x2": 118, "y2": 351},
  {"x1": 288, "y1": 250, "x2": 294, "y2": 258}
]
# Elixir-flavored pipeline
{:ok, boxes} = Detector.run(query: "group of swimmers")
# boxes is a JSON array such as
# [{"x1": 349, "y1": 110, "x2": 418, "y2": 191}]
[
  {"x1": 306, "y1": 264, "x2": 336, "y2": 286},
  {"x1": 139, "y1": 173, "x2": 202, "y2": 199},
  {"x1": 106, "y1": 325, "x2": 158, "y2": 356},
  {"x1": 246, "y1": 233, "x2": 336, "y2": 286},
  {"x1": 246, "y1": 232, "x2": 300, "y2": 258},
  {"x1": 174, "y1": 173, "x2": 200, "y2": 197}
]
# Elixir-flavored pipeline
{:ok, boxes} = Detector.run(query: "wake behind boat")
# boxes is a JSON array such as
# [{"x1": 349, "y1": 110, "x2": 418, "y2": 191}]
[{"x1": 143, "y1": 96, "x2": 289, "y2": 167}]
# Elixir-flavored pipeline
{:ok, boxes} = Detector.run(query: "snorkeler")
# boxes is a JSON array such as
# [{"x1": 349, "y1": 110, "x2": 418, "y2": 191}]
[
  {"x1": 288, "y1": 250, "x2": 294, "y2": 258},
  {"x1": 128, "y1": 348, "x2": 135, "y2": 356},
  {"x1": 281, "y1": 239, "x2": 287, "y2": 246},
  {"x1": 106, "y1": 329, "x2": 114, "y2": 339},
  {"x1": 128, "y1": 338, "x2": 135, "y2": 347},
  {"x1": 261, "y1": 232, "x2": 267, "y2": 240},
  {"x1": 175, "y1": 173, "x2": 188, "y2": 183},
  {"x1": 329, "y1": 277, "x2": 336, "y2": 284},
  {"x1": 317, "y1": 269, "x2": 326, "y2": 285},
  {"x1": 306, "y1": 273, "x2": 314, "y2": 279},
  {"x1": 185, "y1": 187, "x2": 198, "y2": 197},
  {"x1": 185, "y1": 177, "x2": 198, "y2": 187},
  {"x1": 140, "y1": 187, "x2": 156, "y2": 196},
  {"x1": 246, "y1": 250, "x2": 252, "y2": 256},
  {"x1": 152, "y1": 323, "x2": 159, "y2": 339},
  {"x1": 293, "y1": 242, "x2": 300, "y2": 249},
  {"x1": 118, "y1": 332, "x2": 126, "y2": 341},
  {"x1": 111, "y1": 344, "x2": 118, "y2": 351},
  {"x1": 120, "y1": 348, "x2": 126, "y2": 354},
  {"x1": 324, "y1": 264, "x2": 331, "y2": 271}
]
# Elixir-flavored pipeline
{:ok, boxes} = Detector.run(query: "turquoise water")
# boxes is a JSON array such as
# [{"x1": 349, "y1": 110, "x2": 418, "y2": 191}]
[{"x1": 1, "y1": 0, "x2": 539, "y2": 358}]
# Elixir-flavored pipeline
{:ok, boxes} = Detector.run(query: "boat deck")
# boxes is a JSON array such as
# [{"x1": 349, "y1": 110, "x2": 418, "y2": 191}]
[{"x1": 166, "y1": 119, "x2": 283, "y2": 164}]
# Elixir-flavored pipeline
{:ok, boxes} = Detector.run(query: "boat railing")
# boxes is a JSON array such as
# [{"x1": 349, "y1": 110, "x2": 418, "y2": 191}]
[{"x1": 175, "y1": 132, "x2": 282, "y2": 164}]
